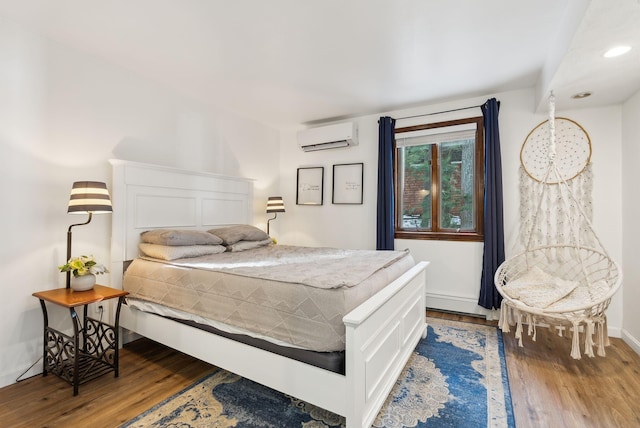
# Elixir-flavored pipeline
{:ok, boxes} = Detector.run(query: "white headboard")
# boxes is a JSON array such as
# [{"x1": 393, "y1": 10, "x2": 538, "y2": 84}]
[{"x1": 109, "y1": 159, "x2": 254, "y2": 289}]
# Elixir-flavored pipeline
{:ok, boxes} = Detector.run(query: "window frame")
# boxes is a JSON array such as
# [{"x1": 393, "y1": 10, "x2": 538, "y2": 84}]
[{"x1": 394, "y1": 116, "x2": 485, "y2": 242}]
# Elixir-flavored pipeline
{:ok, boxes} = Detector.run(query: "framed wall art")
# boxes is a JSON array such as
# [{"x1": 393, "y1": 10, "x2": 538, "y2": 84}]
[
  {"x1": 332, "y1": 163, "x2": 363, "y2": 204},
  {"x1": 296, "y1": 167, "x2": 324, "y2": 205}
]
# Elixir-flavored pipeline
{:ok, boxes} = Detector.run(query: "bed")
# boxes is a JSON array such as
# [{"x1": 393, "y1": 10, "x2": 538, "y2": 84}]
[{"x1": 109, "y1": 159, "x2": 429, "y2": 428}]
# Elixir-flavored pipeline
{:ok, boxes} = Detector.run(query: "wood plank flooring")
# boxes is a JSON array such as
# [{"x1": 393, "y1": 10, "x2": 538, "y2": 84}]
[
  {"x1": 1, "y1": 310, "x2": 638, "y2": 427},
  {"x1": 501, "y1": 323, "x2": 640, "y2": 428}
]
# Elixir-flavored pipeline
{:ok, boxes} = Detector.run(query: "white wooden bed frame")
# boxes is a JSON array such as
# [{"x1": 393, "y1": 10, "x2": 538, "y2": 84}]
[{"x1": 109, "y1": 159, "x2": 429, "y2": 428}]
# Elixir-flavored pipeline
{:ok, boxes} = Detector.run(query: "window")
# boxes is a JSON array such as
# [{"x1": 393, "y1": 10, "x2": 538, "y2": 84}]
[{"x1": 394, "y1": 117, "x2": 484, "y2": 241}]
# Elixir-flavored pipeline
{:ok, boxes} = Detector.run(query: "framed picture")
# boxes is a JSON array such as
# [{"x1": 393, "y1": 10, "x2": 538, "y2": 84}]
[
  {"x1": 332, "y1": 163, "x2": 363, "y2": 204},
  {"x1": 296, "y1": 167, "x2": 324, "y2": 205}
]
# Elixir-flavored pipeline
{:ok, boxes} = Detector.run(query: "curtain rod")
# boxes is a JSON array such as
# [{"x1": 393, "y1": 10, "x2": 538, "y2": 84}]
[{"x1": 396, "y1": 103, "x2": 484, "y2": 121}]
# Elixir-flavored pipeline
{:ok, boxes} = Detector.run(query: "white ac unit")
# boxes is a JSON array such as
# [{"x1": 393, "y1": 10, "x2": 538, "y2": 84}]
[{"x1": 297, "y1": 122, "x2": 358, "y2": 152}]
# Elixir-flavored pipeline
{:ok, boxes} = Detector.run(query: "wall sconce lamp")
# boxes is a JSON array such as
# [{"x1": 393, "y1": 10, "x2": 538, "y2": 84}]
[
  {"x1": 266, "y1": 196, "x2": 285, "y2": 236},
  {"x1": 65, "y1": 181, "x2": 112, "y2": 288}
]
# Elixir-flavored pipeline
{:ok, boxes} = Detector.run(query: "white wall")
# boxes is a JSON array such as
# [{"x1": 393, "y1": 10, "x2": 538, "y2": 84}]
[
  {"x1": 0, "y1": 17, "x2": 280, "y2": 388},
  {"x1": 278, "y1": 87, "x2": 624, "y2": 331},
  {"x1": 622, "y1": 89, "x2": 640, "y2": 354}
]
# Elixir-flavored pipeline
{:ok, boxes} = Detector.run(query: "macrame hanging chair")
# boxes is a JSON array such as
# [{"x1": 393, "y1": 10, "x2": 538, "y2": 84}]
[{"x1": 495, "y1": 93, "x2": 622, "y2": 359}]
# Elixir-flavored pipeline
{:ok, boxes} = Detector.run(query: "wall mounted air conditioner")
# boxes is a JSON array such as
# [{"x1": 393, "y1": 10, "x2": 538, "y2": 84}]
[{"x1": 297, "y1": 122, "x2": 358, "y2": 152}]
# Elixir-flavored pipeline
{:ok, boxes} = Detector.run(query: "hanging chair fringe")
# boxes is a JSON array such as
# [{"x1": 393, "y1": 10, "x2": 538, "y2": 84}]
[
  {"x1": 584, "y1": 320, "x2": 595, "y2": 358},
  {"x1": 498, "y1": 304, "x2": 612, "y2": 360},
  {"x1": 596, "y1": 321, "x2": 606, "y2": 357},
  {"x1": 499, "y1": 304, "x2": 511, "y2": 333},
  {"x1": 531, "y1": 316, "x2": 537, "y2": 341},
  {"x1": 515, "y1": 312, "x2": 524, "y2": 347},
  {"x1": 570, "y1": 321, "x2": 581, "y2": 359}
]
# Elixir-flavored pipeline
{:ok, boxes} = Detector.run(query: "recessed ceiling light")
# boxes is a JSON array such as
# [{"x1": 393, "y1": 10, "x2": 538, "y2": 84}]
[
  {"x1": 604, "y1": 46, "x2": 632, "y2": 58},
  {"x1": 572, "y1": 92, "x2": 592, "y2": 99}
]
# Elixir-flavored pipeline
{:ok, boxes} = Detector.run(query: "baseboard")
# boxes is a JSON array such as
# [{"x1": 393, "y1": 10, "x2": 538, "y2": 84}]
[
  {"x1": 426, "y1": 291, "x2": 495, "y2": 319},
  {"x1": 607, "y1": 326, "x2": 622, "y2": 339},
  {"x1": 621, "y1": 329, "x2": 640, "y2": 356}
]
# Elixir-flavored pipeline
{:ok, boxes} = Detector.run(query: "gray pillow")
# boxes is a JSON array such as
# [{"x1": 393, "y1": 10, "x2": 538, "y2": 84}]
[
  {"x1": 141, "y1": 229, "x2": 223, "y2": 246},
  {"x1": 226, "y1": 238, "x2": 273, "y2": 252},
  {"x1": 139, "y1": 243, "x2": 227, "y2": 260},
  {"x1": 208, "y1": 224, "x2": 269, "y2": 245}
]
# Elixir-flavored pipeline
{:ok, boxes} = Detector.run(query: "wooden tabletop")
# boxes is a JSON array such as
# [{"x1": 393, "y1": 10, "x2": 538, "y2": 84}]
[{"x1": 32, "y1": 285, "x2": 129, "y2": 308}]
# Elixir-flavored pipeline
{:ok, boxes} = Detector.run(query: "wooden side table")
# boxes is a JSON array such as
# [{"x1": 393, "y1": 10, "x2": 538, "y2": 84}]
[{"x1": 32, "y1": 285, "x2": 129, "y2": 396}]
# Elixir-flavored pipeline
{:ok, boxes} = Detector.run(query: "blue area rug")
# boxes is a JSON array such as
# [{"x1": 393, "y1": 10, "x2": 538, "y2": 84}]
[{"x1": 122, "y1": 317, "x2": 514, "y2": 427}]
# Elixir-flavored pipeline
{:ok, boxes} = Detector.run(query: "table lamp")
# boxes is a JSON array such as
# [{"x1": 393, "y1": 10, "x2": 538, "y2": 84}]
[
  {"x1": 266, "y1": 196, "x2": 285, "y2": 235},
  {"x1": 65, "y1": 181, "x2": 112, "y2": 288}
]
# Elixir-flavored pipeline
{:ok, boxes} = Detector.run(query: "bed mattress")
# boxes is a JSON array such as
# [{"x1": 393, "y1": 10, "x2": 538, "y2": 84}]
[{"x1": 123, "y1": 245, "x2": 415, "y2": 352}]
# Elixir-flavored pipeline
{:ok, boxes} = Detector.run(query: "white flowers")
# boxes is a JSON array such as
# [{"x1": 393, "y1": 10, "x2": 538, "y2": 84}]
[{"x1": 59, "y1": 255, "x2": 108, "y2": 277}]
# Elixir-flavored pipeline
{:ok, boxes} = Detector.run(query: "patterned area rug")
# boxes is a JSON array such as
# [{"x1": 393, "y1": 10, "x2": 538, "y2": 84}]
[{"x1": 122, "y1": 317, "x2": 514, "y2": 428}]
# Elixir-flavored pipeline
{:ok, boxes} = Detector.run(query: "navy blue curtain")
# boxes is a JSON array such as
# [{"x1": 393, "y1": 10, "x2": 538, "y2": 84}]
[
  {"x1": 376, "y1": 117, "x2": 396, "y2": 250},
  {"x1": 478, "y1": 98, "x2": 505, "y2": 309}
]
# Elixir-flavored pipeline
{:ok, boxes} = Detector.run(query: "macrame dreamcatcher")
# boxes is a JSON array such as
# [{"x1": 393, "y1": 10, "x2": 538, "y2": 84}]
[
  {"x1": 495, "y1": 93, "x2": 621, "y2": 359},
  {"x1": 518, "y1": 115, "x2": 593, "y2": 251}
]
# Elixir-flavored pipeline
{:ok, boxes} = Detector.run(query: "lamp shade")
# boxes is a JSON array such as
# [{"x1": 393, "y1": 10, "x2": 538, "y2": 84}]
[
  {"x1": 67, "y1": 181, "x2": 113, "y2": 214},
  {"x1": 266, "y1": 196, "x2": 285, "y2": 213}
]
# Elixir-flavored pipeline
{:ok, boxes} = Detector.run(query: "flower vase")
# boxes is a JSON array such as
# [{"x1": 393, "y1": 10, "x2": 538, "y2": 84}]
[{"x1": 70, "y1": 273, "x2": 96, "y2": 291}]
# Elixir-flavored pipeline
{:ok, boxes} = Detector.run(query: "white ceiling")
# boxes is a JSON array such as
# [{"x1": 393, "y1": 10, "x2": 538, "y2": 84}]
[{"x1": 1, "y1": 0, "x2": 639, "y2": 129}]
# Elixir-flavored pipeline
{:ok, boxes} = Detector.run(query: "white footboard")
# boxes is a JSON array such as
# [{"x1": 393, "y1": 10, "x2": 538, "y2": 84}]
[{"x1": 343, "y1": 261, "x2": 429, "y2": 428}]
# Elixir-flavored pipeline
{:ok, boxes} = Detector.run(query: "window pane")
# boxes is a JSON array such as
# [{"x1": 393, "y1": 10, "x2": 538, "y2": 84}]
[
  {"x1": 394, "y1": 116, "x2": 483, "y2": 241},
  {"x1": 439, "y1": 139, "x2": 475, "y2": 230},
  {"x1": 400, "y1": 144, "x2": 432, "y2": 230}
]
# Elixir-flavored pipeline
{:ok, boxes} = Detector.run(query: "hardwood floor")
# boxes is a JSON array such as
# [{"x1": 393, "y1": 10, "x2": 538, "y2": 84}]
[
  {"x1": 501, "y1": 323, "x2": 640, "y2": 428},
  {"x1": 1, "y1": 311, "x2": 638, "y2": 427}
]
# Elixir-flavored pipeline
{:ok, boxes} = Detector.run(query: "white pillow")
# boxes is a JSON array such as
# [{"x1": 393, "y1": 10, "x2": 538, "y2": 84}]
[
  {"x1": 139, "y1": 243, "x2": 226, "y2": 260},
  {"x1": 503, "y1": 266, "x2": 579, "y2": 308}
]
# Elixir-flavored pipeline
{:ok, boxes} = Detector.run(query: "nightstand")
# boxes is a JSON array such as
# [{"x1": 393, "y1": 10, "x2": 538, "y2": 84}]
[{"x1": 32, "y1": 285, "x2": 129, "y2": 396}]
